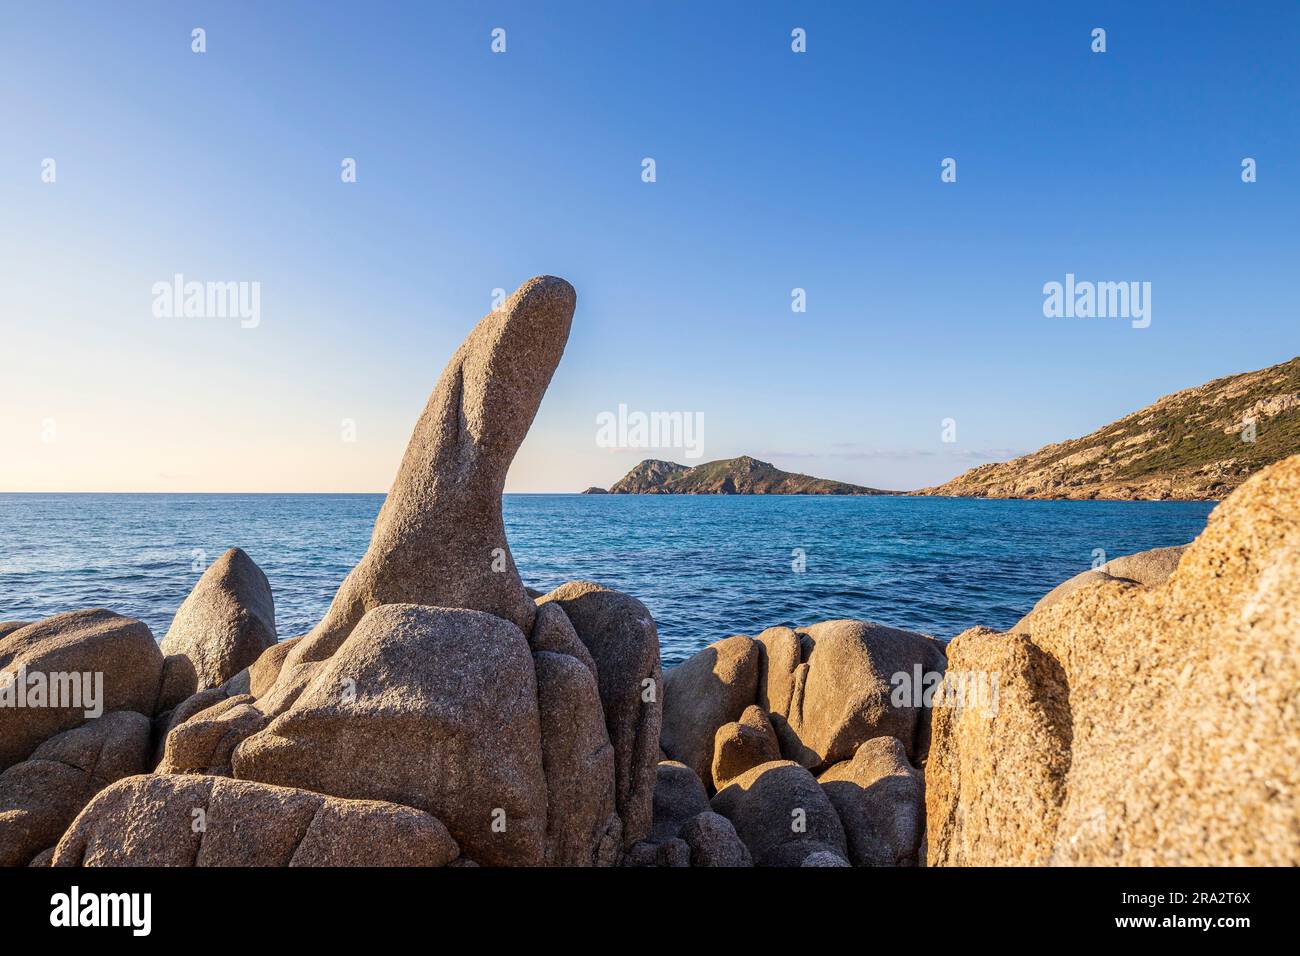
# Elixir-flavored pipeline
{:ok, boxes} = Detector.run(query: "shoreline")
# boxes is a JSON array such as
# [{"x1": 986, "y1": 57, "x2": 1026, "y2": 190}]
[{"x1": 2, "y1": 277, "x2": 1291, "y2": 870}]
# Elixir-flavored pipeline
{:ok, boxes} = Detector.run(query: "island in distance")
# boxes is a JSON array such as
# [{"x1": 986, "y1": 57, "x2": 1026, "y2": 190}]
[{"x1": 584, "y1": 455, "x2": 895, "y2": 495}]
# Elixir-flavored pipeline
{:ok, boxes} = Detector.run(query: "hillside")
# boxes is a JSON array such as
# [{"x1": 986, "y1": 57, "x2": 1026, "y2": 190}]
[
  {"x1": 602, "y1": 456, "x2": 891, "y2": 495},
  {"x1": 919, "y1": 357, "x2": 1300, "y2": 500}
]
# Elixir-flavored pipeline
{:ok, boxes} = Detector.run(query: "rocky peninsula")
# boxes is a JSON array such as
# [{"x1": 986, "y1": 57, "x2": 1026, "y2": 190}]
[
  {"x1": 1, "y1": 276, "x2": 1295, "y2": 867},
  {"x1": 920, "y1": 357, "x2": 1300, "y2": 500}
]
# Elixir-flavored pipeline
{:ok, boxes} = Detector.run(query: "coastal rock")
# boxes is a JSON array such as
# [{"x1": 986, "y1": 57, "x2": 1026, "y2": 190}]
[
  {"x1": 254, "y1": 660, "x2": 326, "y2": 719},
  {"x1": 1027, "y1": 568, "x2": 1122, "y2": 616},
  {"x1": 529, "y1": 601, "x2": 597, "y2": 681},
  {"x1": 927, "y1": 455, "x2": 1300, "y2": 865},
  {"x1": 924, "y1": 627, "x2": 1071, "y2": 865},
  {"x1": 650, "y1": 760, "x2": 710, "y2": 843},
  {"x1": 159, "y1": 548, "x2": 277, "y2": 704},
  {"x1": 157, "y1": 695, "x2": 267, "y2": 776},
  {"x1": 249, "y1": 636, "x2": 300, "y2": 698},
  {"x1": 772, "y1": 620, "x2": 946, "y2": 769},
  {"x1": 0, "y1": 711, "x2": 151, "y2": 866},
  {"x1": 710, "y1": 760, "x2": 849, "y2": 867},
  {"x1": 661, "y1": 634, "x2": 761, "y2": 785},
  {"x1": 800, "y1": 849, "x2": 852, "y2": 866},
  {"x1": 537, "y1": 581, "x2": 662, "y2": 847},
  {"x1": 0, "y1": 622, "x2": 30, "y2": 640},
  {"x1": 233, "y1": 604, "x2": 547, "y2": 867},
  {"x1": 712, "y1": 704, "x2": 782, "y2": 790},
  {"x1": 660, "y1": 837, "x2": 691, "y2": 867},
  {"x1": 0, "y1": 610, "x2": 162, "y2": 771},
  {"x1": 151, "y1": 686, "x2": 229, "y2": 768},
  {"x1": 755, "y1": 626, "x2": 801, "y2": 715},
  {"x1": 532, "y1": 650, "x2": 620, "y2": 866},
  {"x1": 28, "y1": 847, "x2": 54, "y2": 867},
  {"x1": 680, "y1": 811, "x2": 753, "y2": 867},
  {"x1": 52, "y1": 774, "x2": 459, "y2": 867},
  {"x1": 818, "y1": 736, "x2": 923, "y2": 866},
  {"x1": 621, "y1": 840, "x2": 658, "y2": 867},
  {"x1": 1015, "y1": 545, "x2": 1189, "y2": 633},
  {"x1": 155, "y1": 655, "x2": 200, "y2": 714},
  {"x1": 1102, "y1": 543, "x2": 1187, "y2": 587},
  {"x1": 283, "y1": 276, "x2": 576, "y2": 669},
  {"x1": 221, "y1": 668, "x2": 251, "y2": 697}
]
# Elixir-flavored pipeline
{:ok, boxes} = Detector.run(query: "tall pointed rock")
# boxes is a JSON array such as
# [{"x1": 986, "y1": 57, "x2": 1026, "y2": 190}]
[{"x1": 288, "y1": 276, "x2": 576, "y2": 667}]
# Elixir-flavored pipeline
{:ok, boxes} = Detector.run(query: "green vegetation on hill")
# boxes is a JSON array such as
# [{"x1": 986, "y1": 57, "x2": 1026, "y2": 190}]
[{"x1": 922, "y1": 357, "x2": 1300, "y2": 500}]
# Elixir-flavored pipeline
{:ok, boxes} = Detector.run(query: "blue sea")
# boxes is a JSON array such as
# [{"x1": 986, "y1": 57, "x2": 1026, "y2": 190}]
[{"x1": 0, "y1": 494, "x2": 1216, "y2": 665}]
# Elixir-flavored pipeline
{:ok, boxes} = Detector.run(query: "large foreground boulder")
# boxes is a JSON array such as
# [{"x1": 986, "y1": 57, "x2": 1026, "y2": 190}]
[
  {"x1": 233, "y1": 604, "x2": 547, "y2": 867},
  {"x1": 927, "y1": 456, "x2": 1300, "y2": 865},
  {"x1": 0, "y1": 711, "x2": 151, "y2": 866},
  {"x1": 0, "y1": 610, "x2": 162, "y2": 771},
  {"x1": 52, "y1": 774, "x2": 458, "y2": 866},
  {"x1": 537, "y1": 581, "x2": 662, "y2": 847},
  {"x1": 660, "y1": 635, "x2": 760, "y2": 786},
  {"x1": 158, "y1": 548, "x2": 277, "y2": 709},
  {"x1": 764, "y1": 620, "x2": 947, "y2": 769},
  {"x1": 283, "y1": 276, "x2": 576, "y2": 670}
]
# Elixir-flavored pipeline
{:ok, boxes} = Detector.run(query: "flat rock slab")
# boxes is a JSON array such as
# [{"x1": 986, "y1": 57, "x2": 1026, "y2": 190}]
[{"x1": 52, "y1": 774, "x2": 459, "y2": 867}]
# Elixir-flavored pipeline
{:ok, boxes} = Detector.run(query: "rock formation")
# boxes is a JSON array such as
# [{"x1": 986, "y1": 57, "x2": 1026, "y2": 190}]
[
  {"x1": 8, "y1": 275, "x2": 1297, "y2": 869},
  {"x1": 233, "y1": 604, "x2": 549, "y2": 866},
  {"x1": 651, "y1": 617, "x2": 941, "y2": 866},
  {"x1": 158, "y1": 547, "x2": 277, "y2": 710},
  {"x1": 818, "y1": 736, "x2": 923, "y2": 866},
  {"x1": 52, "y1": 775, "x2": 460, "y2": 867},
  {"x1": 0, "y1": 711, "x2": 151, "y2": 866},
  {"x1": 711, "y1": 760, "x2": 850, "y2": 866},
  {"x1": 660, "y1": 634, "x2": 760, "y2": 785},
  {"x1": 0, "y1": 610, "x2": 161, "y2": 771},
  {"x1": 282, "y1": 275, "x2": 577, "y2": 669},
  {"x1": 712, "y1": 704, "x2": 782, "y2": 790},
  {"x1": 536, "y1": 580, "x2": 663, "y2": 847},
  {"x1": 927, "y1": 455, "x2": 1300, "y2": 865}
]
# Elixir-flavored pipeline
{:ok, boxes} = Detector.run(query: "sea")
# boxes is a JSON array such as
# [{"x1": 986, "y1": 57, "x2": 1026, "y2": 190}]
[{"x1": 0, "y1": 493, "x2": 1216, "y2": 665}]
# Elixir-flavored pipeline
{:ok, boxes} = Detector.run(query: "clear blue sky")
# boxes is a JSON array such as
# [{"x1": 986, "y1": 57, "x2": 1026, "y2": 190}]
[{"x1": 2, "y1": 1, "x2": 1296, "y2": 492}]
